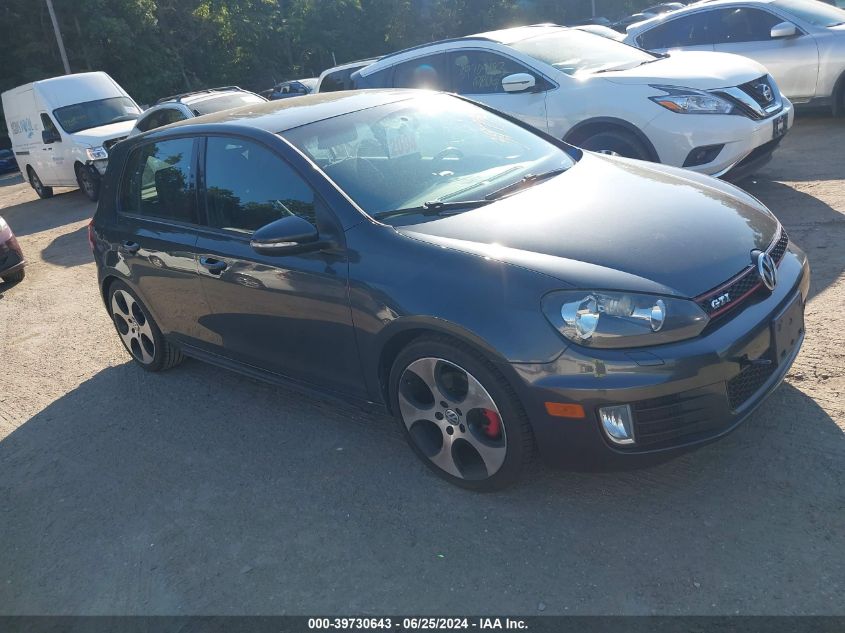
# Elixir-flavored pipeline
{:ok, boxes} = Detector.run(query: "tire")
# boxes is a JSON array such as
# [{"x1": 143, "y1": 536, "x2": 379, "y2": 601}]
[
  {"x1": 578, "y1": 128, "x2": 652, "y2": 161},
  {"x1": 107, "y1": 280, "x2": 184, "y2": 372},
  {"x1": 389, "y1": 334, "x2": 535, "y2": 491},
  {"x1": 28, "y1": 167, "x2": 53, "y2": 199},
  {"x1": 75, "y1": 163, "x2": 100, "y2": 202},
  {"x1": 2, "y1": 268, "x2": 25, "y2": 284}
]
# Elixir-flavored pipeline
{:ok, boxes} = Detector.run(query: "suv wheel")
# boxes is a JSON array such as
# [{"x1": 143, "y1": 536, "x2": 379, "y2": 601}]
[
  {"x1": 108, "y1": 280, "x2": 184, "y2": 372},
  {"x1": 578, "y1": 129, "x2": 652, "y2": 161},
  {"x1": 389, "y1": 335, "x2": 534, "y2": 491}
]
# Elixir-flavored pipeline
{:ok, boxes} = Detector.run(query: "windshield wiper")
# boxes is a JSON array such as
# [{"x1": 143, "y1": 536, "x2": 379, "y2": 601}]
[
  {"x1": 374, "y1": 199, "x2": 490, "y2": 220},
  {"x1": 484, "y1": 167, "x2": 570, "y2": 200}
]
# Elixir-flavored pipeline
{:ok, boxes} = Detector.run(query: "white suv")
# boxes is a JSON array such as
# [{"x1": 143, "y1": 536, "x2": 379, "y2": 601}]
[
  {"x1": 353, "y1": 25, "x2": 794, "y2": 178},
  {"x1": 128, "y1": 87, "x2": 266, "y2": 137}
]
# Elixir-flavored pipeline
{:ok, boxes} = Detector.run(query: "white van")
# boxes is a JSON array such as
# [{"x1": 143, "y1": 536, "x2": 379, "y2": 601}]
[{"x1": 1, "y1": 72, "x2": 141, "y2": 201}]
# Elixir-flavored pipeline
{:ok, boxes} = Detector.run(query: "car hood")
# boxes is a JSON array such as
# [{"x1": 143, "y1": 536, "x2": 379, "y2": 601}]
[
  {"x1": 598, "y1": 51, "x2": 768, "y2": 89},
  {"x1": 396, "y1": 154, "x2": 779, "y2": 298},
  {"x1": 70, "y1": 120, "x2": 136, "y2": 146}
]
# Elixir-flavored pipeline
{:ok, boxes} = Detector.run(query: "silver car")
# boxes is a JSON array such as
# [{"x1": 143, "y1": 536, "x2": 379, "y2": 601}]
[{"x1": 626, "y1": 0, "x2": 845, "y2": 114}]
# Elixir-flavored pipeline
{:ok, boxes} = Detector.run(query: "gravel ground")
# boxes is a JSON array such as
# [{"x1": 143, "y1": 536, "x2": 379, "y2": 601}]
[{"x1": 0, "y1": 116, "x2": 842, "y2": 616}]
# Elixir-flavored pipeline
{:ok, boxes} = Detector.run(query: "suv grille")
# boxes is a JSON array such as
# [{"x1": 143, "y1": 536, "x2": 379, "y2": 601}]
[
  {"x1": 740, "y1": 75, "x2": 778, "y2": 110},
  {"x1": 695, "y1": 228, "x2": 789, "y2": 320}
]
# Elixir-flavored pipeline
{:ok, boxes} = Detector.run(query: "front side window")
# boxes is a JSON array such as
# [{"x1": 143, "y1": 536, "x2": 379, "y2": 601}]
[
  {"x1": 204, "y1": 137, "x2": 316, "y2": 233},
  {"x1": 282, "y1": 94, "x2": 575, "y2": 224},
  {"x1": 711, "y1": 8, "x2": 785, "y2": 43},
  {"x1": 773, "y1": 0, "x2": 845, "y2": 26},
  {"x1": 40, "y1": 113, "x2": 59, "y2": 135},
  {"x1": 450, "y1": 50, "x2": 535, "y2": 95},
  {"x1": 53, "y1": 97, "x2": 140, "y2": 134},
  {"x1": 511, "y1": 29, "x2": 657, "y2": 75},
  {"x1": 120, "y1": 138, "x2": 196, "y2": 223},
  {"x1": 637, "y1": 13, "x2": 714, "y2": 49},
  {"x1": 393, "y1": 54, "x2": 449, "y2": 90}
]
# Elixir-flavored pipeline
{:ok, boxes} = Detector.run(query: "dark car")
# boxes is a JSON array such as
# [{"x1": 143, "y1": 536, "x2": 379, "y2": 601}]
[
  {"x1": 0, "y1": 149, "x2": 19, "y2": 174},
  {"x1": 90, "y1": 91, "x2": 809, "y2": 490},
  {"x1": 0, "y1": 215, "x2": 25, "y2": 283}
]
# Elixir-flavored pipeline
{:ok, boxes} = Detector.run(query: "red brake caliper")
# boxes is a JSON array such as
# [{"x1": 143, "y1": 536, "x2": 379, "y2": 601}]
[{"x1": 481, "y1": 409, "x2": 501, "y2": 439}]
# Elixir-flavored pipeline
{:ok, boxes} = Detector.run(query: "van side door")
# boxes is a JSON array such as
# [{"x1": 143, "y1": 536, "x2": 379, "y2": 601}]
[{"x1": 33, "y1": 113, "x2": 61, "y2": 186}]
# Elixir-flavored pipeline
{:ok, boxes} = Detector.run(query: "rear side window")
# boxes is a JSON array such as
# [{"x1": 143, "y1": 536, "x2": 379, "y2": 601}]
[
  {"x1": 710, "y1": 8, "x2": 785, "y2": 43},
  {"x1": 450, "y1": 50, "x2": 535, "y2": 95},
  {"x1": 393, "y1": 54, "x2": 449, "y2": 90},
  {"x1": 120, "y1": 138, "x2": 196, "y2": 223},
  {"x1": 319, "y1": 69, "x2": 355, "y2": 92},
  {"x1": 204, "y1": 137, "x2": 317, "y2": 233},
  {"x1": 354, "y1": 66, "x2": 394, "y2": 89},
  {"x1": 638, "y1": 13, "x2": 713, "y2": 48}
]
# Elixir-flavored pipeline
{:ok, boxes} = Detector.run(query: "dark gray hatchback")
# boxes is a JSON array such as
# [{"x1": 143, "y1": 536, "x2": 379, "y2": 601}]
[{"x1": 90, "y1": 90, "x2": 809, "y2": 490}]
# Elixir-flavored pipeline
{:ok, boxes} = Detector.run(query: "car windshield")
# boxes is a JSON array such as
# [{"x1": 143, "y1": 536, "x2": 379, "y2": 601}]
[
  {"x1": 510, "y1": 29, "x2": 657, "y2": 75},
  {"x1": 774, "y1": 0, "x2": 845, "y2": 26},
  {"x1": 282, "y1": 94, "x2": 575, "y2": 224},
  {"x1": 191, "y1": 93, "x2": 265, "y2": 115},
  {"x1": 53, "y1": 97, "x2": 140, "y2": 133}
]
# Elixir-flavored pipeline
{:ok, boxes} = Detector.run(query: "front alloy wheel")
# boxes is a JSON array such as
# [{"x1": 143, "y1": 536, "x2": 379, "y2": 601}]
[{"x1": 391, "y1": 337, "x2": 534, "y2": 490}]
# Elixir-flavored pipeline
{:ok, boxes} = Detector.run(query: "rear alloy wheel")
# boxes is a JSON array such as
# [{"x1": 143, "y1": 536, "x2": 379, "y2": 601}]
[
  {"x1": 578, "y1": 129, "x2": 652, "y2": 161},
  {"x1": 28, "y1": 168, "x2": 53, "y2": 199},
  {"x1": 2, "y1": 268, "x2": 25, "y2": 284},
  {"x1": 390, "y1": 337, "x2": 534, "y2": 491},
  {"x1": 108, "y1": 281, "x2": 183, "y2": 372},
  {"x1": 76, "y1": 164, "x2": 100, "y2": 202}
]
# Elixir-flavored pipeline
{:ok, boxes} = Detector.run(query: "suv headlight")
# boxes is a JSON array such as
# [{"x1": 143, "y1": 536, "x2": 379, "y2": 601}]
[
  {"x1": 542, "y1": 290, "x2": 709, "y2": 349},
  {"x1": 85, "y1": 146, "x2": 108, "y2": 161},
  {"x1": 649, "y1": 85, "x2": 736, "y2": 115}
]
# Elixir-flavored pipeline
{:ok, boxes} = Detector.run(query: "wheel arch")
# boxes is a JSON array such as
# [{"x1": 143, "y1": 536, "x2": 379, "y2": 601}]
[
  {"x1": 374, "y1": 317, "x2": 520, "y2": 414},
  {"x1": 832, "y1": 70, "x2": 845, "y2": 117},
  {"x1": 564, "y1": 117, "x2": 661, "y2": 163}
]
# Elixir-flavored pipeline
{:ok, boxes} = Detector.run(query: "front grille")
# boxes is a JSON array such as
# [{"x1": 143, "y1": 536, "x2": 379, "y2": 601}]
[
  {"x1": 695, "y1": 228, "x2": 789, "y2": 320},
  {"x1": 740, "y1": 75, "x2": 778, "y2": 109},
  {"x1": 630, "y1": 385, "x2": 727, "y2": 447},
  {"x1": 727, "y1": 361, "x2": 777, "y2": 410}
]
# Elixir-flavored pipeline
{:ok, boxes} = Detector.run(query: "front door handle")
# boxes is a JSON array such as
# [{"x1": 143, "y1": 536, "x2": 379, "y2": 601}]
[
  {"x1": 120, "y1": 241, "x2": 140, "y2": 254},
  {"x1": 199, "y1": 256, "x2": 228, "y2": 274}
]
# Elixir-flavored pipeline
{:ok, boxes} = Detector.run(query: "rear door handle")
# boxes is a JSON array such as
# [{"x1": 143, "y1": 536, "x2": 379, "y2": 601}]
[
  {"x1": 120, "y1": 241, "x2": 140, "y2": 254},
  {"x1": 199, "y1": 256, "x2": 228, "y2": 274}
]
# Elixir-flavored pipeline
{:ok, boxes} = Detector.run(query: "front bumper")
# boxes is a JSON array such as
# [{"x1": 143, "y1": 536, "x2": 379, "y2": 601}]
[
  {"x1": 508, "y1": 246, "x2": 810, "y2": 470},
  {"x1": 644, "y1": 98, "x2": 794, "y2": 177},
  {"x1": 0, "y1": 234, "x2": 25, "y2": 277}
]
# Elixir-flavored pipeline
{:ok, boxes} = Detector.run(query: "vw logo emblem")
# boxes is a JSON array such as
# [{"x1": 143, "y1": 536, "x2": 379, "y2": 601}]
[
  {"x1": 756, "y1": 251, "x2": 778, "y2": 291},
  {"x1": 757, "y1": 83, "x2": 774, "y2": 103},
  {"x1": 444, "y1": 409, "x2": 460, "y2": 425}
]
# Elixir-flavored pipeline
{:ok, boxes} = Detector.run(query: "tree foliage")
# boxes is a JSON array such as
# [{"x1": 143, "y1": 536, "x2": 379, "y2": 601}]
[{"x1": 1, "y1": 0, "x2": 651, "y2": 114}]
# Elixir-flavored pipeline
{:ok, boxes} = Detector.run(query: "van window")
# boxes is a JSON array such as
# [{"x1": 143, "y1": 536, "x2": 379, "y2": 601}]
[
  {"x1": 393, "y1": 54, "x2": 449, "y2": 90},
  {"x1": 53, "y1": 96, "x2": 140, "y2": 134},
  {"x1": 120, "y1": 138, "x2": 196, "y2": 223},
  {"x1": 40, "y1": 114, "x2": 60, "y2": 136},
  {"x1": 204, "y1": 137, "x2": 317, "y2": 233}
]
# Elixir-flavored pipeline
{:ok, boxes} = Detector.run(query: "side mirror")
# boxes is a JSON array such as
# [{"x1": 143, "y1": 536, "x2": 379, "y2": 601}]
[
  {"x1": 771, "y1": 22, "x2": 797, "y2": 39},
  {"x1": 249, "y1": 215, "x2": 320, "y2": 255},
  {"x1": 42, "y1": 129, "x2": 61, "y2": 144},
  {"x1": 502, "y1": 73, "x2": 537, "y2": 94}
]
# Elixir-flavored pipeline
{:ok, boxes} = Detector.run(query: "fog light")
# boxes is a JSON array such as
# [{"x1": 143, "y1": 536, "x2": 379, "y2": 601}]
[{"x1": 598, "y1": 404, "x2": 635, "y2": 445}]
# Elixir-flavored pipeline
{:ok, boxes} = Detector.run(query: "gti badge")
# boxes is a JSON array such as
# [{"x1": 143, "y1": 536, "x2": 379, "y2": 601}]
[
  {"x1": 757, "y1": 251, "x2": 777, "y2": 291},
  {"x1": 756, "y1": 83, "x2": 774, "y2": 103},
  {"x1": 711, "y1": 293, "x2": 731, "y2": 310}
]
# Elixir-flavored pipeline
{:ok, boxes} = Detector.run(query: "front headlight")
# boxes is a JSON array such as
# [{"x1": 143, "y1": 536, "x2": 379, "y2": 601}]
[
  {"x1": 542, "y1": 290, "x2": 709, "y2": 349},
  {"x1": 649, "y1": 85, "x2": 736, "y2": 115},
  {"x1": 85, "y1": 146, "x2": 108, "y2": 161}
]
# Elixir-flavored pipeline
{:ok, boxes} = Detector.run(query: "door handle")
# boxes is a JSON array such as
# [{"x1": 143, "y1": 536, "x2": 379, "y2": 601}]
[
  {"x1": 120, "y1": 241, "x2": 140, "y2": 254},
  {"x1": 199, "y1": 256, "x2": 228, "y2": 274}
]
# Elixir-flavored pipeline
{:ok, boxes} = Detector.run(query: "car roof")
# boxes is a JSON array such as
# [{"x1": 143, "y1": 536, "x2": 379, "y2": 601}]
[{"x1": 161, "y1": 89, "x2": 421, "y2": 135}]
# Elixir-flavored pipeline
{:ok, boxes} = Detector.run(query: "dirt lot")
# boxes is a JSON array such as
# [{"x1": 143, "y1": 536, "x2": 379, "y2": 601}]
[{"x1": 0, "y1": 117, "x2": 843, "y2": 616}]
